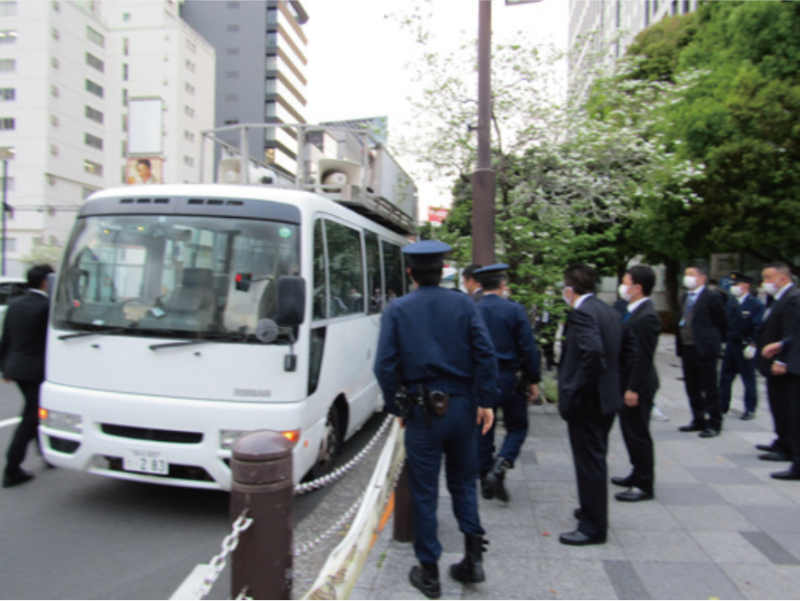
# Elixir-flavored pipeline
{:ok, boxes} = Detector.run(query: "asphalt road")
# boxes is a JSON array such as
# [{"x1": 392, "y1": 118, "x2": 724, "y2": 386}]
[{"x1": 0, "y1": 381, "x2": 388, "y2": 600}]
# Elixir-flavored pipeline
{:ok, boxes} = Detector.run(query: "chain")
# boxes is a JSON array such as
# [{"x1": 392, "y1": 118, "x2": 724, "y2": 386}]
[
  {"x1": 294, "y1": 413, "x2": 394, "y2": 495},
  {"x1": 196, "y1": 511, "x2": 254, "y2": 599}
]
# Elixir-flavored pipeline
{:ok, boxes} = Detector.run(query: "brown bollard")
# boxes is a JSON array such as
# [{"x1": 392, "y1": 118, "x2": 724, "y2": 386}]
[
  {"x1": 393, "y1": 463, "x2": 414, "y2": 543},
  {"x1": 230, "y1": 431, "x2": 294, "y2": 600}
]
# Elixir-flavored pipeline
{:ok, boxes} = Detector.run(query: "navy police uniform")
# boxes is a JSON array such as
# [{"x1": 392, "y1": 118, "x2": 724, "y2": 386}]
[
  {"x1": 718, "y1": 272, "x2": 764, "y2": 418},
  {"x1": 373, "y1": 241, "x2": 498, "y2": 595},
  {"x1": 473, "y1": 264, "x2": 540, "y2": 501}
]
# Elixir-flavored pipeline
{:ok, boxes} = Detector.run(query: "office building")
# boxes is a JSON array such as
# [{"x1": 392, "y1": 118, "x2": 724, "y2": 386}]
[{"x1": 181, "y1": 0, "x2": 310, "y2": 179}]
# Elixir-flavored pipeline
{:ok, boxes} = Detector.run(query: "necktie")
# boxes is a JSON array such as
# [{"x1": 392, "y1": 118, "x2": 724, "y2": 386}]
[
  {"x1": 623, "y1": 311, "x2": 632, "y2": 322},
  {"x1": 686, "y1": 292, "x2": 697, "y2": 311}
]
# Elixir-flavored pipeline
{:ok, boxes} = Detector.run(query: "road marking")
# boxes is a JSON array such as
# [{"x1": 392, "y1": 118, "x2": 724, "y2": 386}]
[{"x1": 0, "y1": 417, "x2": 21, "y2": 429}]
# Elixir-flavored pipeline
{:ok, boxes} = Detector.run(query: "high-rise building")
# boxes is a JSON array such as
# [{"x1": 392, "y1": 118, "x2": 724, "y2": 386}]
[
  {"x1": 0, "y1": 0, "x2": 215, "y2": 276},
  {"x1": 181, "y1": 0, "x2": 309, "y2": 180},
  {"x1": 568, "y1": 0, "x2": 699, "y2": 99}
]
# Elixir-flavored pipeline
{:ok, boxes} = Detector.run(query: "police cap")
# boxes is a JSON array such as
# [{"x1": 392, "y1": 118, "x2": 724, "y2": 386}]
[
  {"x1": 729, "y1": 271, "x2": 754, "y2": 285},
  {"x1": 473, "y1": 263, "x2": 510, "y2": 283},
  {"x1": 402, "y1": 240, "x2": 451, "y2": 266}
]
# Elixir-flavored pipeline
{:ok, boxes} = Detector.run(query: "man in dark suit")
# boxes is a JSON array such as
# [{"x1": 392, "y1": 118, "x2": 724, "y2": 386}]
[
  {"x1": 756, "y1": 262, "x2": 800, "y2": 476},
  {"x1": 718, "y1": 272, "x2": 765, "y2": 421},
  {"x1": 1, "y1": 264, "x2": 54, "y2": 488},
  {"x1": 613, "y1": 265, "x2": 662, "y2": 502},
  {"x1": 558, "y1": 263, "x2": 622, "y2": 546},
  {"x1": 461, "y1": 264, "x2": 483, "y2": 301},
  {"x1": 676, "y1": 263, "x2": 728, "y2": 438}
]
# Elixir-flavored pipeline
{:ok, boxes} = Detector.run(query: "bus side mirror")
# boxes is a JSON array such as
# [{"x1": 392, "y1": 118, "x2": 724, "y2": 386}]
[{"x1": 276, "y1": 276, "x2": 306, "y2": 327}]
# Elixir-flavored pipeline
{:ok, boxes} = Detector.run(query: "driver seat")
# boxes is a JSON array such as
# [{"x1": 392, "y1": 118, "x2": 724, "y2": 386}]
[{"x1": 163, "y1": 268, "x2": 216, "y2": 329}]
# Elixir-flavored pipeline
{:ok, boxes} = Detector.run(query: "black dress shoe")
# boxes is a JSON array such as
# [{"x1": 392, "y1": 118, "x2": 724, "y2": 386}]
[
  {"x1": 611, "y1": 475, "x2": 634, "y2": 488},
  {"x1": 679, "y1": 423, "x2": 705, "y2": 432},
  {"x1": 409, "y1": 563, "x2": 440, "y2": 599},
  {"x1": 615, "y1": 487, "x2": 654, "y2": 502},
  {"x1": 756, "y1": 443, "x2": 778, "y2": 452},
  {"x1": 2, "y1": 469, "x2": 34, "y2": 488},
  {"x1": 573, "y1": 507, "x2": 581, "y2": 520},
  {"x1": 699, "y1": 428, "x2": 721, "y2": 438},
  {"x1": 771, "y1": 469, "x2": 800, "y2": 481},
  {"x1": 480, "y1": 473, "x2": 494, "y2": 500},
  {"x1": 759, "y1": 452, "x2": 791, "y2": 462},
  {"x1": 741, "y1": 412, "x2": 756, "y2": 421},
  {"x1": 559, "y1": 530, "x2": 606, "y2": 546}
]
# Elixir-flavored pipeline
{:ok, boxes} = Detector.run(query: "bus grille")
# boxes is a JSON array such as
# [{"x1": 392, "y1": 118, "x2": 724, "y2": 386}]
[{"x1": 101, "y1": 424, "x2": 203, "y2": 444}]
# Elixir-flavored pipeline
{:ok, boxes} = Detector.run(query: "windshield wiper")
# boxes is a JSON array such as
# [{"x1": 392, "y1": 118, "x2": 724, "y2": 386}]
[
  {"x1": 58, "y1": 325, "x2": 138, "y2": 341},
  {"x1": 148, "y1": 333, "x2": 246, "y2": 352}
]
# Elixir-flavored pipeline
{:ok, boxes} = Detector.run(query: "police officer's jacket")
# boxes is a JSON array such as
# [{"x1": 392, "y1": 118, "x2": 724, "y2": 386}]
[
  {"x1": 725, "y1": 294, "x2": 764, "y2": 346},
  {"x1": 476, "y1": 293, "x2": 540, "y2": 383},
  {"x1": 373, "y1": 285, "x2": 499, "y2": 413}
]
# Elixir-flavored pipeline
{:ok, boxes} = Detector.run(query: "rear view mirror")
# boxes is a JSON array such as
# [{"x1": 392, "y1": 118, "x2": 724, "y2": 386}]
[{"x1": 276, "y1": 276, "x2": 306, "y2": 327}]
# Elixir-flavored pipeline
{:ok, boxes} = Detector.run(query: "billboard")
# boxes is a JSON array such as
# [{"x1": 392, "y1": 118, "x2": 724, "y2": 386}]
[
  {"x1": 128, "y1": 97, "x2": 163, "y2": 156},
  {"x1": 428, "y1": 207, "x2": 449, "y2": 225},
  {"x1": 126, "y1": 158, "x2": 163, "y2": 185}
]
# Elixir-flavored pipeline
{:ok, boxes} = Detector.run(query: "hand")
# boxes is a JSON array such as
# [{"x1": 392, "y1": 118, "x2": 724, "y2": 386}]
[
  {"x1": 762, "y1": 342, "x2": 783, "y2": 359},
  {"x1": 477, "y1": 407, "x2": 494, "y2": 435},
  {"x1": 772, "y1": 362, "x2": 787, "y2": 376},
  {"x1": 397, "y1": 417, "x2": 406, "y2": 429},
  {"x1": 528, "y1": 383, "x2": 540, "y2": 403},
  {"x1": 624, "y1": 390, "x2": 639, "y2": 407}
]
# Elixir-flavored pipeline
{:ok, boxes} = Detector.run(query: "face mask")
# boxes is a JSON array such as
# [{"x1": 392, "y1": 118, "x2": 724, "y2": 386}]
[
  {"x1": 729, "y1": 285, "x2": 743, "y2": 298},
  {"x1": 618, "y1": 284, "x2": 632, "y2": 302},
  {"x1": 683, "y1": 275, "x2": 698, "y2": 290},
  {"x1": 763, "y1": 282, "x2": 778, "y2": 297},
  {"x1": 502, "y1": 289, "x2": 511, "y2": 299}
]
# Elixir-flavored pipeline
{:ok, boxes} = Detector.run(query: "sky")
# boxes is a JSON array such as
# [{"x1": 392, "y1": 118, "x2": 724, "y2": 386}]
[{"x1": 301, "y1": 0, "x2": 569, "y2": 218}]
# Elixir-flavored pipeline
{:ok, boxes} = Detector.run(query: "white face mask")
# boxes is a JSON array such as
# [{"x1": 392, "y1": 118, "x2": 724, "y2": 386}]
[
  {"x1": 763, "y1": 282, "x2": 779, "y2": 297},
  {"x1": 618, "y1": 284, "x2": 632, "y2": 302},
  {"x1": 729, "y1": 285, "x2": 743, "y2": 298},
  {"x1": 683, "y1": 275, "x2": 698, "y2": 290}
]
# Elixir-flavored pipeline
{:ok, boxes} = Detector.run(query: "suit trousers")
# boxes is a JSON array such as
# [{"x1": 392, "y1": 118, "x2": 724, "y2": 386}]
[
  {"x1": 681, "y1": 346, "x2": 722, "y2": 430},
  {"x1": 619, "y1": 391, "x2": 655, "y2": 493},
  {"x1": 478, "y1": 370, "x2": 528, "y2": 472},
  {"x1": 567, "y1": 397, "x2": 616, "y2": 540},
  {"x1": 405, "y1": 396, "x2": 484, "y2": 564},
  {"x1": 5, "y1": 379, "x2": 42, "y2": 474},
  {"x1": 766, "y1": 374, "x2": 796, "y2": 456},
  {"x1": 718, "y1": 345, "x2": 758, "y2": 414}
]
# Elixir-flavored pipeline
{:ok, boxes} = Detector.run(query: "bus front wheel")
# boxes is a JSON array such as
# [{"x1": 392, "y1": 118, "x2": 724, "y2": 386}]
[{"x1": 308, "y1": 404, "x2": 343, "y2": 480}]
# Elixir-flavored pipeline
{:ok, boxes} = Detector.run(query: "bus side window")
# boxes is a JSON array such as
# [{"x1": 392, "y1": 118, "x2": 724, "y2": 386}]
[
  {"x1": 382, "y1": 241, "x2": 404, "y2": 304},
  {"x1": 325, "y1": 220, "x2": 364, "y2": 317},
  {"x1": 365, "y1": 232, "x2": 383, "y2": 314},
  {"x1": 312, "y1": 219, "x2": 327, "y2": 321}
]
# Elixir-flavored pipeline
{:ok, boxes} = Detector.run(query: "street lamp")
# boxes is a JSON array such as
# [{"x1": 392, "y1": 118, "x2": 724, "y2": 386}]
[
  {"x1": 0, "y1": 146, "x2": 14, "y2": 276},
  {"x1": 471, "y1": 0, "x2": 543, "y2": 266}
]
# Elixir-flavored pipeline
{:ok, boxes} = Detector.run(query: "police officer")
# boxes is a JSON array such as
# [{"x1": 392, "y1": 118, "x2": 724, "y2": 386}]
[
  {"x1": 374, "y1": 241, "x2": 498, "y2": 599},
  {"x1": 718, "y1": 271, "x2": 764, "y2": 420},
  {"x1": 473, "y1": 264, "x2": 540, "y2": 502}
]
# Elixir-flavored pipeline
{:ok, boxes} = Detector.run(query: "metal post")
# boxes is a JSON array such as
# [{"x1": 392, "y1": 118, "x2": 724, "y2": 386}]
[
  {"x1": 239, "y1": 126, "x2": 249, "y2": 184},
  {"x1": 472, "y1": 0, "x2": 496, "y2": 266},
  {"x1": 230, "y1": 431, "x2": 294, "y2": 600},
  {"x1": 2, "y1": 159, "x2": 7, "y2": 276},
  {"x1": 393, "y1": 463, "x2": 414, "y2": 543}
]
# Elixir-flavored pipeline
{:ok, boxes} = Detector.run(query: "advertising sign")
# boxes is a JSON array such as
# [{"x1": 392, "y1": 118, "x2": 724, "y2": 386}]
[
  {"x1": 427, "y1": 207, "x2": 449, "y2": 225},
  {"x1": 126, "y1": 157, "x2": 163, "y2": 185}
]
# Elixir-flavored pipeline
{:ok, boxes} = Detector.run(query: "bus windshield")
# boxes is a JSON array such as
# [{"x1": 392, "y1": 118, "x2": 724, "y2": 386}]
[{"x1": 53, "y1": 214, "x2": 300, "y2": 340}]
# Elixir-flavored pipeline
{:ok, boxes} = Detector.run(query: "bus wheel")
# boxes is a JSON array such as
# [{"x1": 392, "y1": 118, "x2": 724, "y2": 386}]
[{"x1": 309, "y1": 404, "x2": 342, "y2": 480}]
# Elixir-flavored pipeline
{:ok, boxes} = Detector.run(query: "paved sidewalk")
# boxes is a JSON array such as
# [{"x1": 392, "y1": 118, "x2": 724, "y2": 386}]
[{"x1": 352, "y1": 335, "x2": 800, "y2": 599}]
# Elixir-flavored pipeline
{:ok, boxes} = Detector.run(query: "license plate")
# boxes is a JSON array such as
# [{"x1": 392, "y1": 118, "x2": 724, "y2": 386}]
[{"x1": 123, "y1": 450, "x2": 169, "y2": 475}]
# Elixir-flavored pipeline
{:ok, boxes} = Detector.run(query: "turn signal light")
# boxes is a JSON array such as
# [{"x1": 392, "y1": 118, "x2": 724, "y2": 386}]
[
  {"x1": 282, "y1": 430, "x2": 301, "y2": 445},
  {"x1": 39, "y1": 408, "x2": 49, "y2": 420}
]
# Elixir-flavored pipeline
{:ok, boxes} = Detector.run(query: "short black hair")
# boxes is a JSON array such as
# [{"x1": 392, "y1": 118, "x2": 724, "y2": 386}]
[
  {"x1": 27, "y1": 264, "x2": 55, "y2": 289},
  {"x1": 137, "y1": 159, "x2": 152, "y2": 169},
  {"x1": 480, "y1": 275, "x2": 505, "y2": 292},
  {"x1": 766, "y1": 261, "x2": 792, "y2": 278},
  {"x1": 409, "y1": 263, "x2": 443, "y2": 286},
  {"x1": 462, "y1": 264, "x2": 482, "y2": 281},
  {"x1": 563, "y1": 263, "x2": 596, "y2": 295},
  {"x1": 626, "y1": 265, "x2": 655, "y2": 297},
  {"x1": 687, "y1": 262, "x2": 708, "y2": 276}
]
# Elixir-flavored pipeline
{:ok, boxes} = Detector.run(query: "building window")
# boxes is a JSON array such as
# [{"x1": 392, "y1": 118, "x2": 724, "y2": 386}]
[
  {"x1": 0, "y1": 88, "x2": 14, "y2": 101},
  {"x1": 122, "y1": 12, "x2": 131, "y2": 22},
  {"x1": 671, "y1": 1, "x2": 678, "y2": 15},
  {"x1": 122, "y1": 88, "x2": 128, "y2": 106},
  {"x1": 226, "y1": 47, "x2": 239, "y2": 55},
  {"x1": 52, "y1": 27, "x2": 59, "y2": 40},
  {"x1": 185, "y1": 82, "x2": 195, "y2": 95},
  {"x1": 0, "y1": 2, "x2": 17, "y2": 17},
  {"x1": 266, "y1": 78, "x2": 276, "y2": 93},
  {"x1": 123, "y1": 37, "x2": 129, "y2": 56},
  {"x1": 185, "y1": 105, "x2": 195, "y2": 118},
  {"x1": 224, "y1": 119, "x2": 238, "y2": 125},
  {"x1": 86, "y1": 52, "x2": 104, "y2": 72},
  {"x1": 84, "y1": 159, "x2": 103, "y2": 176},
  {"x1": 50, "y1": 144, "x2": 58, "y2": 156},
  {"x1": 51, "y1": 56, "x2": 59, "y2": 69},
  {"x1": 0, "y1": 238, "x2": 16, "y2": 253},
  {"x1": 85, "y1": 105, "x2": 103, "y2": 123},
  {"x1": 0, "y1": 59, "x2": 16, "y2": 72},
  {"x1": 123, "y1": 63, "x2": 128, "y2": 80},
  {"x1": 266, "y1": 55, "x2": 277, "y2": 70},
  {"x1": 0, "y1": 30, "x2": 18, "y2": 44},
  {"x1": 52, "y1": 0, "x2": 59, "y2": 11},
  {"x1": 184, "y1": 155, "x2": 194, "y2": 167},
  {"x1": 683, "y1": 0, "x2": 690, "y2": 12},
  {"x1": 265, "y1": 101, "x2": 276, "y2": 118},
  {"x1": 51, "y1": 84, "x2": 59, "y2": 97},
  {"x1": 85, "y1": 133, "x2": 103, "y2": 150},
  {"x1": 51, "y1": 114, "x2": 58, "y2": 126},
  {"x1": 85, "y1": 79, "x2": 104, "y2": 98},
  {"x1": 224, "y1": 93, "x2": 238, "y2": 102},
  {"x1": 226, "y1": 24, "x2": 240, "y2": 32},
  {"x1": 0, "y1": 117, "x2": 15, "y2": 130},
  {"x1": 185, "y1": 38, "x2": 196, "y2": 53},
  {"x1": 267, "y1": 32, "x2": 277, "y2": 46},
  {"x1": 184, "y1": 130, "x2": 194, "y2": 142},
  {"x1": 122, "y1": 114, "x2": 127, "y2": 132},
  {"x1": 185, "y1": 59, "x2": 195, "y2": 72},
  {"x1": 267, "y1": 7, "x2": 278, "y2": 23},
  {"x1": 86, "y1": 25, "x2": 105, "y2": 48},
  {"x1": 226, "y1": 70, "x2": 239, "y2": 79}
]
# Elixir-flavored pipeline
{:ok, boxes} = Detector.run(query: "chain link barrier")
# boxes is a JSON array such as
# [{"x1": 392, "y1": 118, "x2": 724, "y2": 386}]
[
  {"x1": 293, "y1": 412, "x2": 394, "y2": 495},
  {"x1": 195, "y1": 511, "x2": 253, "y2": 599}
]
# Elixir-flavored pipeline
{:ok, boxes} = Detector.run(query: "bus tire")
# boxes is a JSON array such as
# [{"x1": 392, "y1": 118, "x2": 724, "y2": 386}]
[{"x1": 307, "y1": 402, "x2": 343, "y2": 480}]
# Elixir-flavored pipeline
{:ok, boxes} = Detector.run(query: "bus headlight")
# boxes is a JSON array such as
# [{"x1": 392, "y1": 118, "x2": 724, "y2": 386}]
[
  {"x1": 220, "y1": 429, "x2": 301, "y2": 450},
  {"x1": 39, "y1": 408, "x2": 83, "y2": 434}
]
